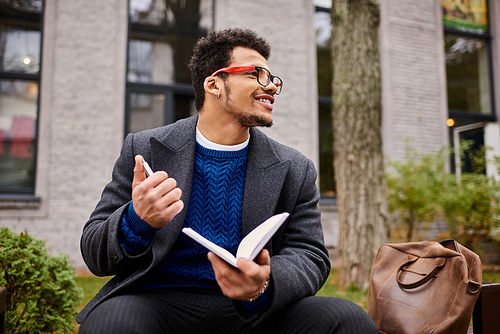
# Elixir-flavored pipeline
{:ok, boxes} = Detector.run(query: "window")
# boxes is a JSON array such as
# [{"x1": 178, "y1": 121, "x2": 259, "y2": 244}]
[
  {"x1": 126, "y1": 0, "x2": 213, "y2": 134},
  {"x1": 445, "y1": 34, "x2": 492, "y2": 115},
  {"x1": 315, "y1": 2, "x2": 335, "y2": 197},
  {"x1": 0, "y1": 0, "x2": 43, "y2": 194},
  {"x1": 442, "y1": 0, "x2": 495, "y2": 174}
]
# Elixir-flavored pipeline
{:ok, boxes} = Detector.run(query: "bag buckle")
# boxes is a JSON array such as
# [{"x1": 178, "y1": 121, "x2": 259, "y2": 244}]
[{"x1": 467, "y1": 282, "x2": 481, "y2": 294}]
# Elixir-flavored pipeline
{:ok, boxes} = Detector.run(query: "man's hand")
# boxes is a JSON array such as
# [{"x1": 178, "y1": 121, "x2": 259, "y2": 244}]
[
  {"x1": 131, "y1": 155, "x2": 184, "y2": 229},
  {"x1": 208, "y1": 248, "x2": 271, "y2": 301}
]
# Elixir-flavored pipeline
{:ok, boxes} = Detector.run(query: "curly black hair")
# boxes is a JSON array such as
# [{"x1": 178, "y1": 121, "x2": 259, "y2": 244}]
[{"x1": 188, "y1": 28, "x2": 271, "y2": 111}]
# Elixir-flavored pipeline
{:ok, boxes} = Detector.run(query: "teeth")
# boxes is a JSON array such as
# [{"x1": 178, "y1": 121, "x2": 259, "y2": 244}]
[{"x1": 258, "y1": 98, "x2": 271, "y2": 104}]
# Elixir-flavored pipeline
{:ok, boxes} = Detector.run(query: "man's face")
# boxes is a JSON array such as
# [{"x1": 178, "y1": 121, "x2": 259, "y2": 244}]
[{"x1": 221, "y1": 47, "x2": 278, "y2": 128}]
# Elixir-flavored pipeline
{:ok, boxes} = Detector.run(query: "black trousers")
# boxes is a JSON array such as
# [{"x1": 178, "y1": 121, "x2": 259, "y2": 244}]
[{"x1": 78, "y1": 288, "x2": 378, "y2": 334}]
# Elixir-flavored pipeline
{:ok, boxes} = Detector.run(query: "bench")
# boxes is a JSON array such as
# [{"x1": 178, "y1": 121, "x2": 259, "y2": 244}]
[
  {"x1": 472, "y1": 283, "x2": 500, "y2": 334},
  {"x1": 0, "y1": 287, "x2": 6, "y2": 334}
]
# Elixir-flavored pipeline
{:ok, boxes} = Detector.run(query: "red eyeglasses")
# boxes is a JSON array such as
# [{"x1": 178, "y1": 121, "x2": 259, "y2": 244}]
[{"x1": 211, "y1": 66, "x2": 283, "y2": 95}]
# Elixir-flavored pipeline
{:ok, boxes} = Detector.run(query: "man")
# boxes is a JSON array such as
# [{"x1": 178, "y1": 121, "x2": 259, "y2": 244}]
[{"x1": 77, "y1": 28, "x2": 378, "y2": 333}]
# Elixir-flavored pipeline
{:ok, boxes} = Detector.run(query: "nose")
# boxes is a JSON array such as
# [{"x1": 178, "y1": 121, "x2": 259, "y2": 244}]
[{"x1": 264, "y1": 80, "x2": 278, "y2": 95}]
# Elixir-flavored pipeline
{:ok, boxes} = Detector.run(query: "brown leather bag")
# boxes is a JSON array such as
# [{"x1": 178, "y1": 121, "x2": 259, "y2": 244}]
[{"x1": 367, "y1": 240, "x2": 482, "y2": 334}]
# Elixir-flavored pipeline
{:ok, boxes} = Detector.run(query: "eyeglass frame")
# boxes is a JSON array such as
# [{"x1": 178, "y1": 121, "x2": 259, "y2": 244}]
[{"x1": 210, "y1": 66, "x2": 283, "y2": 95}]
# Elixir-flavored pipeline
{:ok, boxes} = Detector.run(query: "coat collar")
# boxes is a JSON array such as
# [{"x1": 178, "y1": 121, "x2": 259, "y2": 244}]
[{"x1": 147, "y1": 116, "x2": 290, "y2": 261}]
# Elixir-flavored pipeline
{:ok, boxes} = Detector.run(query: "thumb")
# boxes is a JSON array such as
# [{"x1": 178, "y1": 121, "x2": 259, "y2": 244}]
[
  {"x1": 132, "y1": 155, "x2": 147, "y2": 190},
  {"x1": 254, "y1": 248, "x2": 271, "y2": 266}
]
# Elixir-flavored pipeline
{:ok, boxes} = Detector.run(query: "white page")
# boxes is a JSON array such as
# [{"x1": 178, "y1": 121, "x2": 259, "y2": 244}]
[
  {"x1": 182, "y1": 227, "x2": 238, "y2": 267},
  {"x1": 237, "y1": 212, "x2": 289, "y2": 260},
  {"x1": 182, "y1": 212, "x2": 289, "y2": 268}
]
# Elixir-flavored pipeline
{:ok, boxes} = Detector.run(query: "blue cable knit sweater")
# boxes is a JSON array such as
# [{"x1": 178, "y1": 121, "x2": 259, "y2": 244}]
[{"x1": 119, "y1": 141, "x2": 272, "y2": 312}]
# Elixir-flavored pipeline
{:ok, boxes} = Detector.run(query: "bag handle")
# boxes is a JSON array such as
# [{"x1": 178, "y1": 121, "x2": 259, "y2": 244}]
[{"x1": 397, "y1": 255, "x2": 446, "y2": 289}]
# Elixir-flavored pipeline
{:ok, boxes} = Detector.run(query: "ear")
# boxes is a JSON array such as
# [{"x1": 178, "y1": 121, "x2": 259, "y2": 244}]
[{"x1": 204, "y1": 76, "x2": 221, "y2": 99}]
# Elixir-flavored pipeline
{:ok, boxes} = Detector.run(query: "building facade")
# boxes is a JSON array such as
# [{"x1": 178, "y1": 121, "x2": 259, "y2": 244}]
[{"x1": 1, "y1": 0, "x2": 500, "y2": 270}]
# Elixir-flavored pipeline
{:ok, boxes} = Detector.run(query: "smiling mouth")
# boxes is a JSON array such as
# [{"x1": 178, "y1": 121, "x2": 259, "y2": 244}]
[{"x1": 257, "y1": 98, "x2": 273, "y2": 104}]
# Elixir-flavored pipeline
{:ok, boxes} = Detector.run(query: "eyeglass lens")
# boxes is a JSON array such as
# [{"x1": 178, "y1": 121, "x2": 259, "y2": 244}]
[{"x1": 257, "y1": 68, "x2": 282, "y2": 94}]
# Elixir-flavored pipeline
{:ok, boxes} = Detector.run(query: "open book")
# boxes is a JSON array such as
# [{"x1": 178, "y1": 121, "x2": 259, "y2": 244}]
[{"x1": 182, "y1": 212, "x2": 290, "y2": 268}]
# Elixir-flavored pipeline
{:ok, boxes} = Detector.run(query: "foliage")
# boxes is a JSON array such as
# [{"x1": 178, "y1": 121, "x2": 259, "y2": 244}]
[
  {"x1": 0, "y1": 228, "x2": 84, "y2": 333},
  {"x1": 386, "y1": 143, "x2": 500, "y2": 246},
  {"x1": 440, "y1": 147, "x2": 500, "y2": 248},
  {"x1": 386, "y1": 145, "x2": 450, "y2": 241},
  {"x1": 482, "y1": 270, "x2": 500, "y2": 283}
]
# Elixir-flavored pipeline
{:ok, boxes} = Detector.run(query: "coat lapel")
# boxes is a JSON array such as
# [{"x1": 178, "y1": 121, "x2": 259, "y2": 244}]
[
  {"x1": 148, "y1": 117, "x2": 197, "y2": 265},
  {"x1": 241, "y1": 128, "x2": 291, "y2": 237}
]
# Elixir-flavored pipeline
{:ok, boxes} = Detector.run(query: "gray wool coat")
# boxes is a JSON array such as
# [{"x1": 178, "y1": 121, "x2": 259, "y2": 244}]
[{"x1": 76, "y1": 115, "x2": 330, "y2": 325}]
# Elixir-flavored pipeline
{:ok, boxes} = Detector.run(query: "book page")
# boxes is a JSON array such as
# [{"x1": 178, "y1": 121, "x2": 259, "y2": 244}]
[
  {"x1": 182, "y1": 212, "x2": 289, "y2": 268},
  {"x1": 182, "y1": 227, "x2": 238, "y2": 267},
  {"x1": 236, "y1": 212, "x2": 289, "y2": 260}
]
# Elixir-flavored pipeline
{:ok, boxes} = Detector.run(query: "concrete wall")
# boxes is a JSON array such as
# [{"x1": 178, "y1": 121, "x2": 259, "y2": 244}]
[
  {"x1": 379, "y1": 0, "x2": 449, "y2": 161},
  {"x1": 491, "y1": 1, "x2": 500, "y2": 149}
]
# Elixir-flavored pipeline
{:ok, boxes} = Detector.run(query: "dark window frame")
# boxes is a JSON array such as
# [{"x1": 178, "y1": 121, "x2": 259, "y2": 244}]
[
  {"x1": 0, "y1": 1, "x2": 44, "y2": 196},
  {"x1": 124, "y1": 0, "x2": 214, "y2": 136},
  {"x1": 315, "y1": 5, "x2": 336, "y2": 199},
  {"x1": 445, "y1": 0, "x2": 496, "y2": 123},
  {"x1": 444, "y1": 0, "x2": 496, "y2": 175}
]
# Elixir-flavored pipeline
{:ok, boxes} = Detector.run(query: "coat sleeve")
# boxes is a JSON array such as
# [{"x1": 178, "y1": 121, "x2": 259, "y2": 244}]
[{"x1": 80, "y1": 133, "x2": 153, "y2": 277}]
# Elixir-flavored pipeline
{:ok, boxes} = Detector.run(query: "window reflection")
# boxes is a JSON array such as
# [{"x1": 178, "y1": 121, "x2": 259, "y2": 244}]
[
  {"x1": 315, "y1": 6, "x2": 335, "y2": 197},
  {"x1": 129, "y1": 0, "x2": 168, "y2": 25},
  {"x1": 318, "y1": 104, "x2": 335, "y2": 197},
  {"x1": 314, "y1": 11, "x2": 331, "y2": 47},
  {"x1": 128, "y1": 40, "x2": 174, "y2": 83},
  {"x1": 129, "y1": 0, "x2": 213, "y2": 30},
  {"x1": 127, "y1": 0, "x2": 213, "y2": 85},
  {"x1": 126, "y1": 0, "x2": 212, "y2": 135},
  {"x1": 129, "y1": 93, "x2": 166, "y2": 133},
  {"x1": 128, "y1": 92, "x2": 196, "y2": 133},
  {"x1": 0, "y1": 0, "x2": 42, "y2": 13},
  {"x1": 0, "y1": 27, "x2": 41, "y2": 74},
  {"x1": 174, "y1": 93, "x2": 197, "y2": 121},
  {"x1": 0, "y1": 79, "x2": 38, "y2": 190},
  {"x1": 315, "y1": 10, "x2": 332, "y2": 97},
  {"x1": 441, "y1": 0, "x2": 488, "y2": 33},
  {"x1": 445, "y1": 33, "x2": 492, "y2": 115},
  {"x1": 0, "y1": 0, "x2": 42, "y2": 194}
]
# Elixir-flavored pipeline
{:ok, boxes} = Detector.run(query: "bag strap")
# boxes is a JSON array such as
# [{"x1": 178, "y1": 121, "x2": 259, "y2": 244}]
[{"x1": 397, "y1": 255, "x2": 446, "y2": 289}]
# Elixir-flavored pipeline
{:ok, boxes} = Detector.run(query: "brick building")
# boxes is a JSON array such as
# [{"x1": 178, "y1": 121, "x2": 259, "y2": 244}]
[{"x1": 0, "y1": 0, "x2": 499, "y2": 270}]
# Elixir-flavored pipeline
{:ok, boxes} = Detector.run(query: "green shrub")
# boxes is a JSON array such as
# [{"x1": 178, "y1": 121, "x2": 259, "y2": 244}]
[
  {"x1": 386, "y1": 145, "x2": 450, "y2": 241},
  {"x1": 0, "y1": 228, "x2": 84, "y2": 333},
  {"x1": 386, "y1": 143, "x2": 500, "y2": 249}
]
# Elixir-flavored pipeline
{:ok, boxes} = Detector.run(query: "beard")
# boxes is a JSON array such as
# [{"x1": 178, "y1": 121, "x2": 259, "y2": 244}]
[
  {"x1": 231, "y1": 111, "x2": 273, "y2": 128},
  {"x1": 223, "y1": 85, "x2": 273, "y2": 128}
]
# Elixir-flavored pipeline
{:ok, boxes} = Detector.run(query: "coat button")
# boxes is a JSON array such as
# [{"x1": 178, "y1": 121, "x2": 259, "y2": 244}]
[{"x1": 111, "y1": 253, "x2": 118, "y2": 261}]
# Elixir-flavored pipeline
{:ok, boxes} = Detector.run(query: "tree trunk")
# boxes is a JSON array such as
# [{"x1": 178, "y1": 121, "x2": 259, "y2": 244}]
[{"x1": 331, "y1": 0, "x2": 390, "y2": 290}]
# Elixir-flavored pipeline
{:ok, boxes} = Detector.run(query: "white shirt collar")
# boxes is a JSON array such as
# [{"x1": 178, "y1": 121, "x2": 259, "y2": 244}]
[{"x1": 196, "y1": 127, "x2": 250, "y2": 151}]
